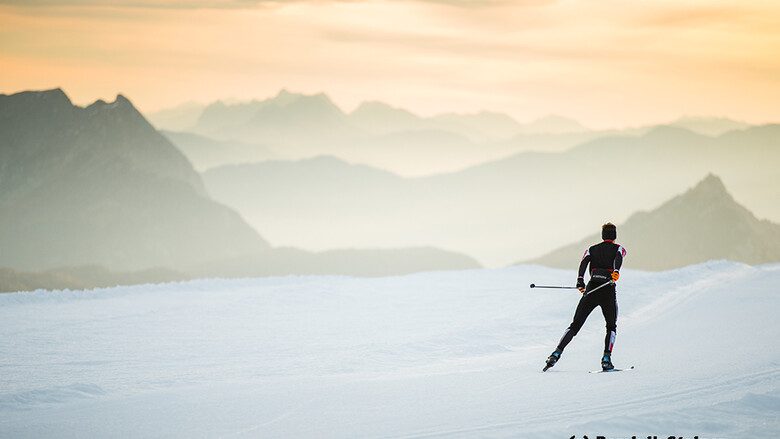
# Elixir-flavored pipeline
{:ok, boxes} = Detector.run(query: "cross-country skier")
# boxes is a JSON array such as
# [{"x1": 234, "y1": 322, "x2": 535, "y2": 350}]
[{"x1": 543, "y1": 223, "x2": 627, "y2": 372}]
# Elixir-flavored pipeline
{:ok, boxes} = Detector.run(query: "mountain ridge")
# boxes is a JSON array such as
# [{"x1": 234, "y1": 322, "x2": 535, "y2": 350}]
[
  {"x1": 0, "y1": 88, "x2": 269, "y2": 272},
  {"x1": 200, "y1": 119, "x2": 780, "y2": 267},
  {"x1": 1, "y1": 88, "x2": 480, "y2": 281},
  {"x1": 524, "y1": 174, "x2": 780, "y2": 270},
  {"x1": 152, "y1": 90, "x2": 773, "y2": 177}
]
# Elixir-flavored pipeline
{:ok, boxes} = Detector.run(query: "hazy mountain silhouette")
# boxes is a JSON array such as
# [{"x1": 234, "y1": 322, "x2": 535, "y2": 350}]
[
  {"x1": 202, "y1": 156, "x2": 419, "y2": 254},
  {"x1": 670, "y1": 116, "x2": 750, "y2": 136},
  {"x1": 524, "y1": 174, "x2": 780, "y2": 270},
  {"x1": 1, "y1": 89, "x2": 479, "y2": 282},
  {"x1": 146, "y1": 101, "x2": 206, "y2": 132},
  {"x1": 194, "y1": 90, "x2": 365, "y2": 149},
  {"x1": 516, "y1": 115, "x2": 589, "y2": 134},
  {"x1": 151, "y1": 90, "x2": 769, "y2": 180},
  {"x1": 204, "y1": 156, "x2": 411, "y2": 229},
  {"x1": 202, "y1": 124, "x2": 780, "y2": 267},
  {"x1": 0, "y1": 89, "x2": 269, "y2": 273},
  {"x1": 193, "y1": 99, "x2": 264, "y2": 135},
  {"x1": 156, "y1": 90, "x2": 676, "y2": 177},
  {"x1": 182, "y1": 91, "x2": 590, "y2": 144},
  {"x1": 349, "y1": 101, "x2": 429, "y2": 136},
  {"x1": 345, "y1": 130, "x2": 486, "y2": 176},
  {"x1": 161, "y1": 130, "x2": 277, "y2": 171}
]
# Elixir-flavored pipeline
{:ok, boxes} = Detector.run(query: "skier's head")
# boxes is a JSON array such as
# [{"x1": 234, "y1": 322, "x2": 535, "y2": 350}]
[{"x1": 602, "y1": 223, "x2": 617, "y2": 241}]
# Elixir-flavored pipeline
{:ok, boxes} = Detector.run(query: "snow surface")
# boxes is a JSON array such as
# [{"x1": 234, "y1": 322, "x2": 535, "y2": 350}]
[{"x1": 1, "y1": 261, "x2": 778, "y2": 438}]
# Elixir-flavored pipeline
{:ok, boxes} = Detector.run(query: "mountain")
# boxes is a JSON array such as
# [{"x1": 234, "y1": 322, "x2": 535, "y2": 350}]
[
  {"x1": 191, "y1": 91, "x2": 589, "y2": 145},
  {"x1": 670, "y1": 116, "x2": 750, "y2": 136},
  {"x1": 426, "y1": 111, "x2": 525, "y2": 142},
  {"x1": 348, "y1": 101, "x2": 428, "y2": 136},
  {"x1": 160, "y1": 130, "x2": 276, "y2": 171},
  {"x1": 342, "y1": 130, "x2": 483, "y2": 176},
  {"x1": 202, "y1": 156, "x2": 414, "y2": 252},
  {"x1": 145, "y1": 101, "x2": 206, "y2": 132},
  {"x1": 202, "y1": 125, "x2": 780, "y2": 267},
  {"x1": 150, "y1": 91, "x2": 769, "y2": 179},
  {"x1": 0, "y1": 89, "x2": 479, "y2": 280},
  {"x1": 194, "y1": 90, "x2": 365, "y2": 149},
  {"x1": 0, "y1": 89, "x2": 270, "y2": 273},
  {"x1": 349, "y1": 103, "x2": 530, "y2": 142},
  {"x1": 516, "y1": 115, "x2": 589, "y2": 134},
  {"x1": 170, "y1": 91, "x2": 606, "y2": 175},
  {"x1": 158, "y1": 91, "x2": 649, "y2": 176},
  {"x1": 525, "y1": 174, "x2": 780, "y2": 270}
]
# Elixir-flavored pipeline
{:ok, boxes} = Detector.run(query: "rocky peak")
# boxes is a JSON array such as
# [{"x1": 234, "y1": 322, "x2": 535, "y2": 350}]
[
  {"x1": 526, "y1": 173, "x2": 780, "y2": 270},
  {"x1": 688, "y1": 173, "x2": 728, "y2": 197},
  {"x1": 0, "y1": 88, "x2": 205, "y2": 197},
  {"x1": 0, "y1": 88, "x2": 72, "y2": 106},
  {"x1": 0, "y1": 88, "x2": 75, "y2": 128},
  {"x1": 86, "y1": 93, "x2": 147, "y2": 122}
]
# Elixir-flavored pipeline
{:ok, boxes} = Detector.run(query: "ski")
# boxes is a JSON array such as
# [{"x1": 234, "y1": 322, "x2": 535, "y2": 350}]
[{"x1": 589, "y1": 366, "x2": 634, "y2": 373}]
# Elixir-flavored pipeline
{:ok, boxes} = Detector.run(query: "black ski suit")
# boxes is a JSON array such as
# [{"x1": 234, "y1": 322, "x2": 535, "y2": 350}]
[{"x1": 556, "y1": 240, "x2": 626, "y2": 355}]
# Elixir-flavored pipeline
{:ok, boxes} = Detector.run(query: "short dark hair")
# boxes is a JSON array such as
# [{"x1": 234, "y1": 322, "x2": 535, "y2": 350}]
[{"x1": 602, "y1": 223, "x2": 617, "y2": 240}]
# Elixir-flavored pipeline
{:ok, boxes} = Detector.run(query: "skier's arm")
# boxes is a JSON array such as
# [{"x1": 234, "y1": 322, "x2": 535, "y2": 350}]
[
  {"x1": 612, "y1": 246, "x2": 627, "y2": 281},
  {"x1": 577, "y1": 249, "x2": 590, "y2": 291}
]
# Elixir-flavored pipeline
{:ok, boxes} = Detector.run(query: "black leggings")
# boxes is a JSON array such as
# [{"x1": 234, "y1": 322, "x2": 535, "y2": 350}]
[{"x1": 556, "y1": 284, "x2": 618, "y2": 355}]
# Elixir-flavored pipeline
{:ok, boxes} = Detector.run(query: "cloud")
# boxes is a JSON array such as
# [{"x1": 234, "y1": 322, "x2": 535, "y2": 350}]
[
  {"x1": 404, "y1": 0, "x2": 550, "y2": 8},
  {"x1": 634, "y1": 4, "x2": 759, "y2": 28},
  {"x1": 0, "y1": 0, "x2": 273, "y2": 9},
  {"x1": 0, "y1": 0, "x2": 545, "y2": 9}
]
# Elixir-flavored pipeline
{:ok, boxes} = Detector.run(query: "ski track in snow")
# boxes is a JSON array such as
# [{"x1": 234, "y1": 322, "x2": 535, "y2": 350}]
[{"x1": 0, "y1": 261, "x2": 778, "y2": 438}]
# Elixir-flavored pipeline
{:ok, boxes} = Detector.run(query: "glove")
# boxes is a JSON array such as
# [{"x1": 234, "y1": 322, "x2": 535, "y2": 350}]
[
  {"x1": 611, "y1": 271, "x2": 620, "y2": 282},
  {"x1": 576, "y1": 277, "x2": 586, "y2": 293}
]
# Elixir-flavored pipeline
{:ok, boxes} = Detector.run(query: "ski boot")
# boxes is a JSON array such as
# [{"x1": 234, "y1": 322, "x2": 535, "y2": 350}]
[
  {"x1": 543, "y1": 349, "x2": 562, "y2": 372},
  {"x1": 601, "y1": 352, "x2": 614, "y2": 371}
]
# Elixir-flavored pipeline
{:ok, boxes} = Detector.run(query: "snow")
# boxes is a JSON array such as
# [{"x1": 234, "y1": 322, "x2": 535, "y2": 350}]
[{"x1": 1, "y1": 261, "x2": 778, "y2": 438}]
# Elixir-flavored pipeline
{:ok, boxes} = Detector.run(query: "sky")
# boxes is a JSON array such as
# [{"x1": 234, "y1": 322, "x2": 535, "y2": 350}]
[{"x1": 1, "y1": 0, "x2": 779, "y2": 129}]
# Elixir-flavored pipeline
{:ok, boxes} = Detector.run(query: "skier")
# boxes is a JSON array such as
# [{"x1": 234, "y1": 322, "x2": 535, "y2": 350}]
[{"x1": 543, "y1": 223, "x2": 627, "y2": 372}]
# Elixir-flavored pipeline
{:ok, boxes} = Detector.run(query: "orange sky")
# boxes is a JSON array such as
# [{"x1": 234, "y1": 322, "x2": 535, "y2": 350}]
[{"x1": 1, "y1": 0, "x2": 779, "y2": 128}]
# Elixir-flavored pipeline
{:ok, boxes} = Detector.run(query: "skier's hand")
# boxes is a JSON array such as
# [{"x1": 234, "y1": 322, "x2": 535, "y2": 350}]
[
  {"x1": 611, "y1": 271, "x2": 620, "y2": 282},
  {"x1": 576, "y1": 278, "x2": 586, "y2": 293}
]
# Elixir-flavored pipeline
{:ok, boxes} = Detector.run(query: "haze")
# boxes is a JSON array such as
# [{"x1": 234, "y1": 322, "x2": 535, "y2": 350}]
[
  {"x1": 1, "y1": 0, "x2": 779, "y2": 277},
  {"x1": 2, "y1": 0, "x2": 780, "y2": 129}
]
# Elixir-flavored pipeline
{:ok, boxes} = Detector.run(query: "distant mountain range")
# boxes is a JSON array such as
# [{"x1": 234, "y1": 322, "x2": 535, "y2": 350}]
[
  {"x1": 202, "y1": 123, "x2": 780, "y2": 267},
  {"x1": 0, "y1": 89, "x2": 480, "y2": 290},
  {"x1": 147, "y1": 90, "x2": 752, "y2": 176},
  {"x1": 149, "y1": 89, "x2": 592, "y2": 142},
  {"x1": 147, "y1": 91, "x2": 618, "y2": 175},
  {"x1": 148, "y1": 90, "x2": 749, "y2": 140},
  {"x1": 3, "y1": 87, "x2": 775, "y2": 292},
  {"x1": 525, "y1": 174, "x2": 780, "y2": 270},
  {"x1": 670, "y1": 116, "x2": 750, "y2": 136}
]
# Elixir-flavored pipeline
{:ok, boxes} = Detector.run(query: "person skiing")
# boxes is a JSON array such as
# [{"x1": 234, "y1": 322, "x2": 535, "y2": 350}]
[{"x1": 543, "y1": 223, "x2": 627, "y2": 372}]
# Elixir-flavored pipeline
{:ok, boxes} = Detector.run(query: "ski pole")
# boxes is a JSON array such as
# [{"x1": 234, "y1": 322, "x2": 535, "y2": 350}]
[
  {"x1": 529, "y1": 284, "x2": 578, "y2": 289},
  {"x1": 584, "y1": 281, "x2": 615, "y2": 296},
  {"x1": 529, "y1": 281, "x2": 615, "y2": 294}
]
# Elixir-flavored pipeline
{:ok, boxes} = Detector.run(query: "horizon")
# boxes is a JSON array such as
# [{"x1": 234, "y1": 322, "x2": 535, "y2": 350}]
[
  {"x1": 2, "y1": 1, "x2": 779, "y2": 130},
  {"x1": 3, "y1": 86, "x2": 775, "y2": 133}
]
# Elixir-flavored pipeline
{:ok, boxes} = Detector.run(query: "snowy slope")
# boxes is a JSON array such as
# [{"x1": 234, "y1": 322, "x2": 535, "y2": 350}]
[{"x1": 1, "y1": 262, "x2": 778, "y2": 438}]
